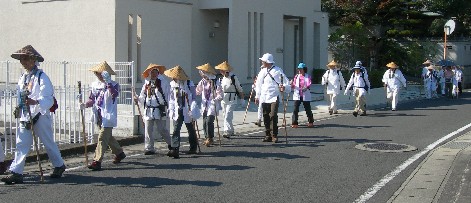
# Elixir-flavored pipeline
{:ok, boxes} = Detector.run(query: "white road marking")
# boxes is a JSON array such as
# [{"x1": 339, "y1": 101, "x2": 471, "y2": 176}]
[{"x1": 354, "y1": 122, "x2": 471, "y2": 203}]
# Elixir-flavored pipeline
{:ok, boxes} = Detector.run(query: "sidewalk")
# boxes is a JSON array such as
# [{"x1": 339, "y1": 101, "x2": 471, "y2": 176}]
[
  {"x1": 388, "y1": 128, "x2": 471, "y2": 203},
  {"x1": 12, "y1": 85, "x2": 471, "y2": 202}
]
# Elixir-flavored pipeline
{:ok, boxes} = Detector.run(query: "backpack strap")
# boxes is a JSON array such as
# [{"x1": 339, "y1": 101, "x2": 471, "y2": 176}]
[
  {"x1": 38, "y1": 71, "x2": 43, "y2": 86},
  {"x1": 230, "y1": 75, "x2": 240, "y2": 97}
]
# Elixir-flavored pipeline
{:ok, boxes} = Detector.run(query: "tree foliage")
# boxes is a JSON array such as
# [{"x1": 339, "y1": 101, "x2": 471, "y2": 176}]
[{"x1": 322, "y1": 0, "x2": 470, "y2": 78}]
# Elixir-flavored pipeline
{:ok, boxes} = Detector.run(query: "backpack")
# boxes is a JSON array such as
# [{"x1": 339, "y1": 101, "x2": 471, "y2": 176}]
[
  {"x1": 37, "y1": 71, "x2": 59, "y2": 113},
  {"x1": 350, "y1": 70, "x2": 368, "y2": 91},
  {"x1": 144, "y1": 78, "x2": 167, "y2": 107},
  {"x1": 230, "y1": 75, "x2": 241, "y2": 98}
]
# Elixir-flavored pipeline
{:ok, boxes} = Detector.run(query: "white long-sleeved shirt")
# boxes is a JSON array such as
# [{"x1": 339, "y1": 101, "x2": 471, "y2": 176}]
[
  {"x1": 168, "y1": 80, "x2": 197, "y2": 123},
  {"x1": 453, "y1": 69, "x2": 463, "y2": 82},
  {"x1": 321, "y1": 69, "x2": 346, "y2": 95},
  {"x1": 220, "y1": 72, "x2": 244, "y2": 104},
  {"x1": 17, "y1": 67, "x2": 54, "y2": 122},
  {"x1": 382, "y1": 69, "x2": 407, "y2": 91},
  {"x1": 255, "y1": 65, "x2": 291, "y2": 103},
  {"x1": 137, "y1": 75, "x2": 170, "y2": 120},
  {"x1": 345, "y1": 71, "x2": 370, "y2": 96},
  {"x1": 196, "y1": 78, "x2": 223, "y2": 116},
  {"x1": 86, "y1": 80, "x2": 120, "y2": 127}
]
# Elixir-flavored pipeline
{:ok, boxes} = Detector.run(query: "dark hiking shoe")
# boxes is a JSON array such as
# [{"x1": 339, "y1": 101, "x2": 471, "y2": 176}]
[
  {"x1": 87, "y1": 161, "x2": 102, "y2": 171},
  {"x1": 353, "y1": 111, "x2": 358, "y2": 117},
  {"x1": 167, "y1": 148, "x2": 179, "y2": 159},
  {"x1": 112, "y1": 152, "x2": 126, "y2": 164},
  {"x1": 50, "y1": 164, "x2": 66, "y2": 178},
  {"x1": 1, "y1": 172, "x2": 23, "y2": 185},
  {"x1": 186, "y1": 149, "x2": 198, "y2": 154},
  {"x1": 262, "y1": 136, "x2": 272, "y2": 142}
]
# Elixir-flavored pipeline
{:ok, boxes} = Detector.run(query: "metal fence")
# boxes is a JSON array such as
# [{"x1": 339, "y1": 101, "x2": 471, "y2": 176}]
[{"x1": 0, "y1": 61, "x2": 135, "y2": 157}]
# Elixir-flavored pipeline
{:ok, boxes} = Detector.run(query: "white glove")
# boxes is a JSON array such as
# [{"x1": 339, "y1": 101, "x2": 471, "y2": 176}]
[
  {"x1": 79, "y1": 103, "x2": 86, "y2": 110},
  {"x1": 102, "y1": 71, "x2": 112, "y2": 84},
  {"x1": 344, "y1": 91, "x2": 348, "y2": 96}
]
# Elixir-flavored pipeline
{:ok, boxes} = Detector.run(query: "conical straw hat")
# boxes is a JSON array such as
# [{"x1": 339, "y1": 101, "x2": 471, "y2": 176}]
[
  {"x1": 164, "y1": 65, "x2": 189, "y2": 80},
  {"x1": 196, "y1": 63, "x2": 216, "y2": 75},
  {"x1": 422, "y1": 59, "x2": 432, "y2": 65},
  {"x1": 11, "y1": 45, "x2": 44, "y2": 62},
  {"x1": 142, "y1": 64, "x2": 166, "y2": 78},
  {"x1": 386, "y1": 62, "x2": 398, "y2": 69},
  {"x1": 89, "y1": 61, "x2": 116, "y2": 75},
  {"x1": 326, "y1": 60, "x2": 338, "y2": 67},
  {"x1": 215, "y1": 61, "x2": 232, "y2": 72}
]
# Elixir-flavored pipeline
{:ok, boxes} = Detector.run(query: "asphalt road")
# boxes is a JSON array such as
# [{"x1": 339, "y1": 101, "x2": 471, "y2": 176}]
[{"x1": 1, "y1": 93, "x2": 471, "y2": 203}]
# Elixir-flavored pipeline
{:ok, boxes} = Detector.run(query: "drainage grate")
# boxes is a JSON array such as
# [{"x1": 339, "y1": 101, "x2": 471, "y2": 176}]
[
  {"x1": 355, "y1": 143, "x2": 417, "y2": 153},
  {"x1": 442, "y1": 142, "x2": 471, "y2": 149}
]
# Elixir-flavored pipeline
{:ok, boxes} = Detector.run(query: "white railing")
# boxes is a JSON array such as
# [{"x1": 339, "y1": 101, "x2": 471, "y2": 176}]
[{"x1": 0, "y1": 61, "x2": 135, "y2": 157}]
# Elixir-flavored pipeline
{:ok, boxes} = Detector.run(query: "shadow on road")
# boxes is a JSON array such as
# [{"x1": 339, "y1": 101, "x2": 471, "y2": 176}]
[{"x1": 51, "y1": 174, "x2": 223, "y2": 188}]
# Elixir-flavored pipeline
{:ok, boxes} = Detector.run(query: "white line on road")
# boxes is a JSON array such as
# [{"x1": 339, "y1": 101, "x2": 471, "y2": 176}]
[{"x1": 354, "y1": 122, "x2": 471, "y2": 203}]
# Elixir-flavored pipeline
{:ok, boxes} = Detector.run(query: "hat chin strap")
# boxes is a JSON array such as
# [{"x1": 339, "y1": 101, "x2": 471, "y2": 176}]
[{"x1": 35, "y1": 60, "x2": 40, "y2": 67}]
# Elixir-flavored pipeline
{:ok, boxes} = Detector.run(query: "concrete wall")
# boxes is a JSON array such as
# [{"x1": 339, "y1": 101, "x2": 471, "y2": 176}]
[
  {"x1": 1, "y1": 0, "x2": 328, "y2": 88},
  {"x1": 190, "y1": 7, "x2": 229, "y2": 80},
  {"x1": 228, "y1": 0, "x2": 328, "y2": 85},
  {"x1": 0, "y1": 0, "x2": 116, "y2": 62},
  {"x1": 115, "y1": 0, "x2": 193, "y2": 82}
]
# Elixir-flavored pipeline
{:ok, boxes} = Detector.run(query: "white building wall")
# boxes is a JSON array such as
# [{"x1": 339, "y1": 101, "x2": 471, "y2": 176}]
[
  {"x1": 228, "y1": 0, "x2": 327, "y2": 84},
  {"x1": 0, "y1": 0, "x2": 116, "y2": 62},
  {"x1": 1, "y1": 0, "x2": 327, "y2": 86},
  {"x1": 115, "y1": 0, "x2": 193, "y2": 82}
]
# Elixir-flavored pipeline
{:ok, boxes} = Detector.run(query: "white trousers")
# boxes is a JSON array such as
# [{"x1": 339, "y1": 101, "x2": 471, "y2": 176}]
[
  {"x1": 10, "y1": 114, "x2": 64, "y2": 174},
  {"x1": 145, "y1": 119, "x2": 171, "y2": 152},
  {"x1": 425, "y1": 85, "x2": 436, "y2": 99},
  {"x1": 387, "y1": 88, "x2": 399, "y2": 109},
  {"x1": 221, "y1": 101, "x2": 235, "y2": 135},
  {"x1": 440, "y1": 82, "x2": 445, "y2": 95},
  {"x1": 0, "y1": 139, "x2": 4, "y2": 162},
  {"x1": 328, "y1": 94, "x2": 338, "y2": 111}
]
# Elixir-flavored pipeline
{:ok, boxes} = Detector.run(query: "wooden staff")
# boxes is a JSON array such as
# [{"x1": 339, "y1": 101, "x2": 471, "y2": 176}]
[
  {"x1": 131, "y1": 86, "x2": 145, "y2": 129},
  {"x1": 280, "y1": 74, "x2": 288, "y2": 144},
  {"x1": 78, "y1": 81, "x2": 88, "y2": 166},
  {"x1": 243, "y1": 76, "x2": 257, "y2": 124},
  {"x1": 22, "y1": 89, "x2": 44, "y2": 182},
  {"x1": 210, "y1": 80, "x2": 222, "y2": 146}
]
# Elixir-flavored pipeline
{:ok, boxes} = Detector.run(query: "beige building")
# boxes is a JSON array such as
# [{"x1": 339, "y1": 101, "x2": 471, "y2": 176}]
[{"x1": 0, "y1": 0, "x2": 328, "y2": 87}]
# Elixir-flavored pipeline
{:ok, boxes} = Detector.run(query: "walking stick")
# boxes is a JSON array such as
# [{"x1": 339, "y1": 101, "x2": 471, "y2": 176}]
[
  {"x1": 283, "y1": 91, "x2": 290, "y2": 144},
  {"x1": 184, "y1": 93, "x2": 201, "y2": 153},
  {"x1": 131, "y1": 86, "x2": 145, "y2": 129},
  {"x1": 21, "y1": 89, "x2": 44, "y2": 182},
  {"x1": 210, "y1": 80, "x2": 222, "y2": 146},
  {"x1": 243, "y1": 76, "x2": 257, "y2": 124},
  {"x1": 280, "y1": 75, "x2": 288, "y2": 144},
  {"x1": 78, "y1": 81, "x2": 88, "y2": 166}
]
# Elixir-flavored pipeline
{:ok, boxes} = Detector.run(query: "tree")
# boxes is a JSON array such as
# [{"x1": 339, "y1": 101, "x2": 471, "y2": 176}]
[{"x1": 424, "y1": 0, "x2": 471, "y2": 36}]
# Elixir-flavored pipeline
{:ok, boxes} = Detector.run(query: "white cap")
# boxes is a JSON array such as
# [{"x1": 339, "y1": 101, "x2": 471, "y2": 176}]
[
  {"x1": 355, "y1": 61, "x2": 362, "y2": 66},
  {"x1": 259, "y1": 53, "x2": 275, "y2": 64}
]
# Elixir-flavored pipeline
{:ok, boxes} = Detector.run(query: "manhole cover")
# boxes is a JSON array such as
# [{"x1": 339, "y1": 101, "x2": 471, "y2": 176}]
[{"x1": 355, "y1": 143, "x2": 417, "y2": 153}]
